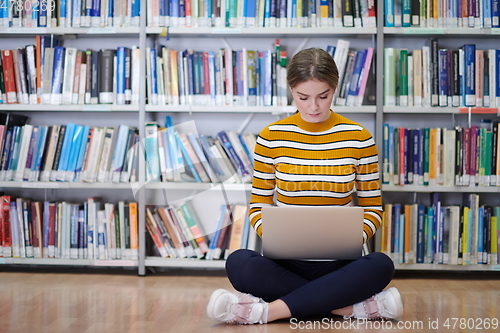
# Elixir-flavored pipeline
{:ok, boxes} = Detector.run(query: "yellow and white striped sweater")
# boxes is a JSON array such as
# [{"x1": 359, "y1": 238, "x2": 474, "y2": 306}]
[{"x1": 248, "y1": 111, "x2": 383, "y2": 243}]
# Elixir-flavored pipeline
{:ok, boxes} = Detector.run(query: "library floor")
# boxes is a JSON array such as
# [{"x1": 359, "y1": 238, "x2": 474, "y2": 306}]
[{"x1": 0, "y1": 268, "x2": 499, "y2": 333}]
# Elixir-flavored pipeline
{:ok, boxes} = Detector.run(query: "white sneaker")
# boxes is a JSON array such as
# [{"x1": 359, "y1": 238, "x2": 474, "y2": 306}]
[
  {"x1": 346, "y1": 287, "x2": 404, "y2": 321},
  {"x1": 206, "y1": 289, "x2": 269, "y2": 324}
]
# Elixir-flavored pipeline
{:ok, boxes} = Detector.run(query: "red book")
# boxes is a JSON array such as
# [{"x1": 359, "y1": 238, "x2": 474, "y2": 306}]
[
  {"x1": 47, "y1": 202, "x2": 57, "y2": 258},
  {"x1": 1, "y1": 50, "x2": 18, "y2": 104},
  {"x1": 2, "y1": 196, "x2": 12, "y2": 257}
]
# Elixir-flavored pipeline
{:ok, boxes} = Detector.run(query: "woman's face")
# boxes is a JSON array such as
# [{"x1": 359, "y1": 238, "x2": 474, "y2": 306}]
[{"x1": 291, "y1": 79, "x2": 335, "y2": 123}]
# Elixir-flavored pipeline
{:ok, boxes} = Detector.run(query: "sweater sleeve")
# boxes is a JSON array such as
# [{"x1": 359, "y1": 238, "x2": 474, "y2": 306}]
[
  {"x1": 248, "y1": 128, "x2": 275, "y2": 238},
  {"x1": 356, "y1": 128, "x2": 384, "y2": 244}
]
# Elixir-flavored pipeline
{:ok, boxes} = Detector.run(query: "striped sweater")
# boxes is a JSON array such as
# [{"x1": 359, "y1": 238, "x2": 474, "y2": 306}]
[{"x1": 248, "y1": 111, "x2": 383, "y2": 243}]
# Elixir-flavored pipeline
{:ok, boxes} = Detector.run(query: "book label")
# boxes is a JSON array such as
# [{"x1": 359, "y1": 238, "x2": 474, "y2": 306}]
[
  {"x1": 490, "y1": 29, "x2": 500, "y2": 35},
  {"x1": 491, "y1": 265, "x2": 500, "y2": 271},
  {"x1": 402, "y1": 28, "x2": 445, "y2": 34}
]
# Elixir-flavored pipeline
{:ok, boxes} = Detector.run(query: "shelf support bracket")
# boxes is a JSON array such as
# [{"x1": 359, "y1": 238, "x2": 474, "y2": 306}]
[{"x1": 237, "y1": 113, "x2": 255, "y2": 134}]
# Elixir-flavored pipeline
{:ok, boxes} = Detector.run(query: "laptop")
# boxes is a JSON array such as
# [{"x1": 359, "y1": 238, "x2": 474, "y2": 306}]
[{"x1": 261, "y1": 206, "x2": 364, "y2": 260}]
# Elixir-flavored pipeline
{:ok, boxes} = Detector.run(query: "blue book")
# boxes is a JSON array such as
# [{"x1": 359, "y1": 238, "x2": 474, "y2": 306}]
[
  {"x1": 31, "y1": 126, "x2": 48, "y2": 180},
  {"x1": 144, "y1": 123, "x2": 160, "y2": 182},
  {"x1": 176, "y1": 136, "x2": 202, "y2": 182},
  {"x1": 436, "y1": 206, "x2": 445, "y2": 264},
  {"x1": 51, "y1": 47, "x2": 66, "y2": 105},
  {"x1": 110, "y1": 125, "x2": 130, "y2": 182},
  {"x1": 60, "y1": 0, "x2": 67, "y2": 25},
  {"x1": 346, "y1": 49, "x2": 367, "y2": 106},
  {"x1": 416, "y1": 204, "x2": 426, "y2": 263},
  {"x1": 493, "y1": 0, "x2": 500, "y2": 27},
  {"x1": 208, "y1": 51, "x2": 217, "y2": 104},
  {"x1": 207, "y1": 205, "x2": 228, "y2": 259},
  {"x1": 187, "y1": 133, "x2": 216, "y2": 182},
  {"x1": 477, "y1": 206, "x2": 485, "y2": 264},
  {"x1": 392, "y1": 204, "x2": 401, "y2": 260},
  {"x1": 116, "y1": 47, "x2": 127, "y2": 104},
  {"x1": 384, "y1": 0, "x2": 395, "y2": 27},
  {"x1": 74, "y1": 126, "x2": 90, "y2": 181},
  {"x1": 198, "y1": 135, "x2": 225, "y2": 178},
  {"x1": 8, "y1": 127, "x2": 23, "y2": 180},
  {"x1": 56, "y1": 123, "x2": 76, "y2": 181},
  {"x1": 438, "y1": 49, "x2": 449, "y2": 107},
  {"x1": 65, "y1": 125, "x2": 86, "y2": 181},
  {"x1": 484, "y1": 0, "x2": 492, "y2": 28},
  {"x1": 496, "y1": 50, "x2": 500, "y2": 105},
  {"x1": 107, "y1": 0, "x2": 114, "y2": 25},
  {"x1": 73, "y1": 0, "x2": 81, "y2": 27},
  {"x1": 171, "y1": 0, "x2": 180, "y2": 23},
  {"x1": 462, "y1": 44, "x2": 476, "y2": 107},
  {"x1": 401, "y1": 0, "x2": 411, "y2": 27},
  {"x1": 217, "y1": 131, "x2": 251, "y2": 182},
  {"x1": 425, "y1": 206, "x2": 435, "y2": 263},
  {"x1": 149, "y1": 48, "x2": 159, "y2": 105},
  {"x1": 91, "y1": 0, "x2": 101, "y2": 25},
  {"x1": 160, "y1": 129, "x2": 173, "y2": 181},
  {"x1": 165, "y1": 116, "x2": 184, "y2": 182}
]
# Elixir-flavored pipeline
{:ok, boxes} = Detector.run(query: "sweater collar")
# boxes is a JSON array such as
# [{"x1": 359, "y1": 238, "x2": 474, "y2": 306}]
[{"x1": 291, "y1": 110, "x2": 337, "y2": 132}]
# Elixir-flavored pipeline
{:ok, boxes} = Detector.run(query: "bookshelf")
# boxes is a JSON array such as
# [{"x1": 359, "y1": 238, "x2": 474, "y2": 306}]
[{"x1": 1, "y1": 0, "x2": 498, "y2": 274}]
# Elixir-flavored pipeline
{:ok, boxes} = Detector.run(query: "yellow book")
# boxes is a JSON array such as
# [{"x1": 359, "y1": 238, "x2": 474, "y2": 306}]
[
  {"x1": 491, "y1": 215, "x2": 498, "y2": 264},
  {"x1": 462, "y1": 207, "x2": 470, "y2": 265},
  {"x1": 129, "y1": 202, "x2": 138, "y2": 259}
]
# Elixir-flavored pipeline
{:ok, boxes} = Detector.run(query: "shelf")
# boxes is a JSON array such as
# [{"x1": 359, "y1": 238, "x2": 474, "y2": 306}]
[
  {"x1": 0, "y1": 104, "x2": 139, "y2": 112},
  {"x1": 147, "y1": 27, "x2": 377, "y2": 36},
  {"x1": 145, "y1": 257, "x2": 225, "y2": 268},
  {"x1": 146, "y1": 105, "x2": 376, "y2": 114},
  {"x1": 384, "y1": 27, "x2": 500, "y2": 35},
  {"x1": 145, "y1": 182, "x2": 251, "y2": 191},
  {"x1": 0, "y1": 27, "x2": 141, "y2": 36},
  {"x1": 395, "y1": 263, "x2": 500, "y2": 271},
  {"x1": 384, "y1": 106, "x2": 500, "y2": 114},
  {"x1": 383, "y1": 185, "x2": 500, "y2": 193},
  {"x1": 0, "y1": 182, "x2": 138, "y2": 189},
  {"x1": 0, "y1": 258, "x2": 138, "y2": 266}
]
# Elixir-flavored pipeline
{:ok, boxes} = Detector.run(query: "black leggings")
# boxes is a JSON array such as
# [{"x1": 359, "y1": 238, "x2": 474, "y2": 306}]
[{"x1": 225, "y1": 249, "x2": 395, "y2": 318}]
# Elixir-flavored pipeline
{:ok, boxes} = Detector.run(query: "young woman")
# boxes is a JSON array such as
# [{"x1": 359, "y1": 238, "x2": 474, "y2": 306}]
[{"x1": 206, "y1": 47, "x2": 403, "y2": 324}]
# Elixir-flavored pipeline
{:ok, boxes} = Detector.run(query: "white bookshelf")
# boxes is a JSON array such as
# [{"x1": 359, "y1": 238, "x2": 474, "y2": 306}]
[
  {"x1": 145, "y1": 257, "x2": 225, "y2": 268},
  {"x1": 382, "y1": 185, "x2": 500, "y2": 193},
  {"x1": 0, "y1": 258, "x2": 138, "y2": 266},
  {"x1": 147, "y1": 27, "x2": 377, "y2": 36},
  {"x1": 394, "y1": 264, "x2": 500, "y2": 271},
  {"x1": 384, "y1": 27, "x2": 500, "y2": 35},
  {"x1": 0, "y1": 104, "x2": 139, "y2": 112},
  {"x1": 384, "y1": 106, "x2": 500, "y2": 114}
]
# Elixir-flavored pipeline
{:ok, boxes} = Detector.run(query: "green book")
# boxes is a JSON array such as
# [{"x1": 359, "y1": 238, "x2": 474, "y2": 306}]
[{"x1": 398, "y1": 49, "x2": 409, "y2": 106}]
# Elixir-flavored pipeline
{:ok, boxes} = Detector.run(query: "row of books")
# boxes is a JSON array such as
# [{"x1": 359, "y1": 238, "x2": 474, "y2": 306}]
[
  {"x1": 0, "y1": 113, "x2": 257, "y2": 184},
  {"x1": 145, "y1": 42, "x2": 289, "y2": 107},
  {"x1": 144, "y1": 116, "x2": 256, "y2": 184},
  {"x1": 384, "y1": 41, "x2": 500, "y2": 108},
  {"x1": 382, "y1": 194, "x2": 500, "y2": 265},
  {"x1": 0, "y1": 117, "x2": 141, "y2": 183},
  {"x1": 0, "y1": 196, "x2": 139, "y2": 260},
  {"x1": 382, "y1": 122, "x2": 500, "y2": 187},
  {"x1": 0, "y1": 37, "x2": 375, "y2": 107},
  {"x1": 0, "y1": 0, "x2": 141, "y2": 28},
  {"x1": 146, "y1": 204, "x2": 258, "y2": 259},
  {"x1": 0, "y1": 37, "x2": 143, "y2": 105},
  {"x1": 0, "y1": 0, "x2": 377, "y2": 29},
  {"x1": 146, "y1": 0, "x2": 377, "y2": 28},
  {"x1": 384, "y1": 0, "x2": 500, "y2": 28}
]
